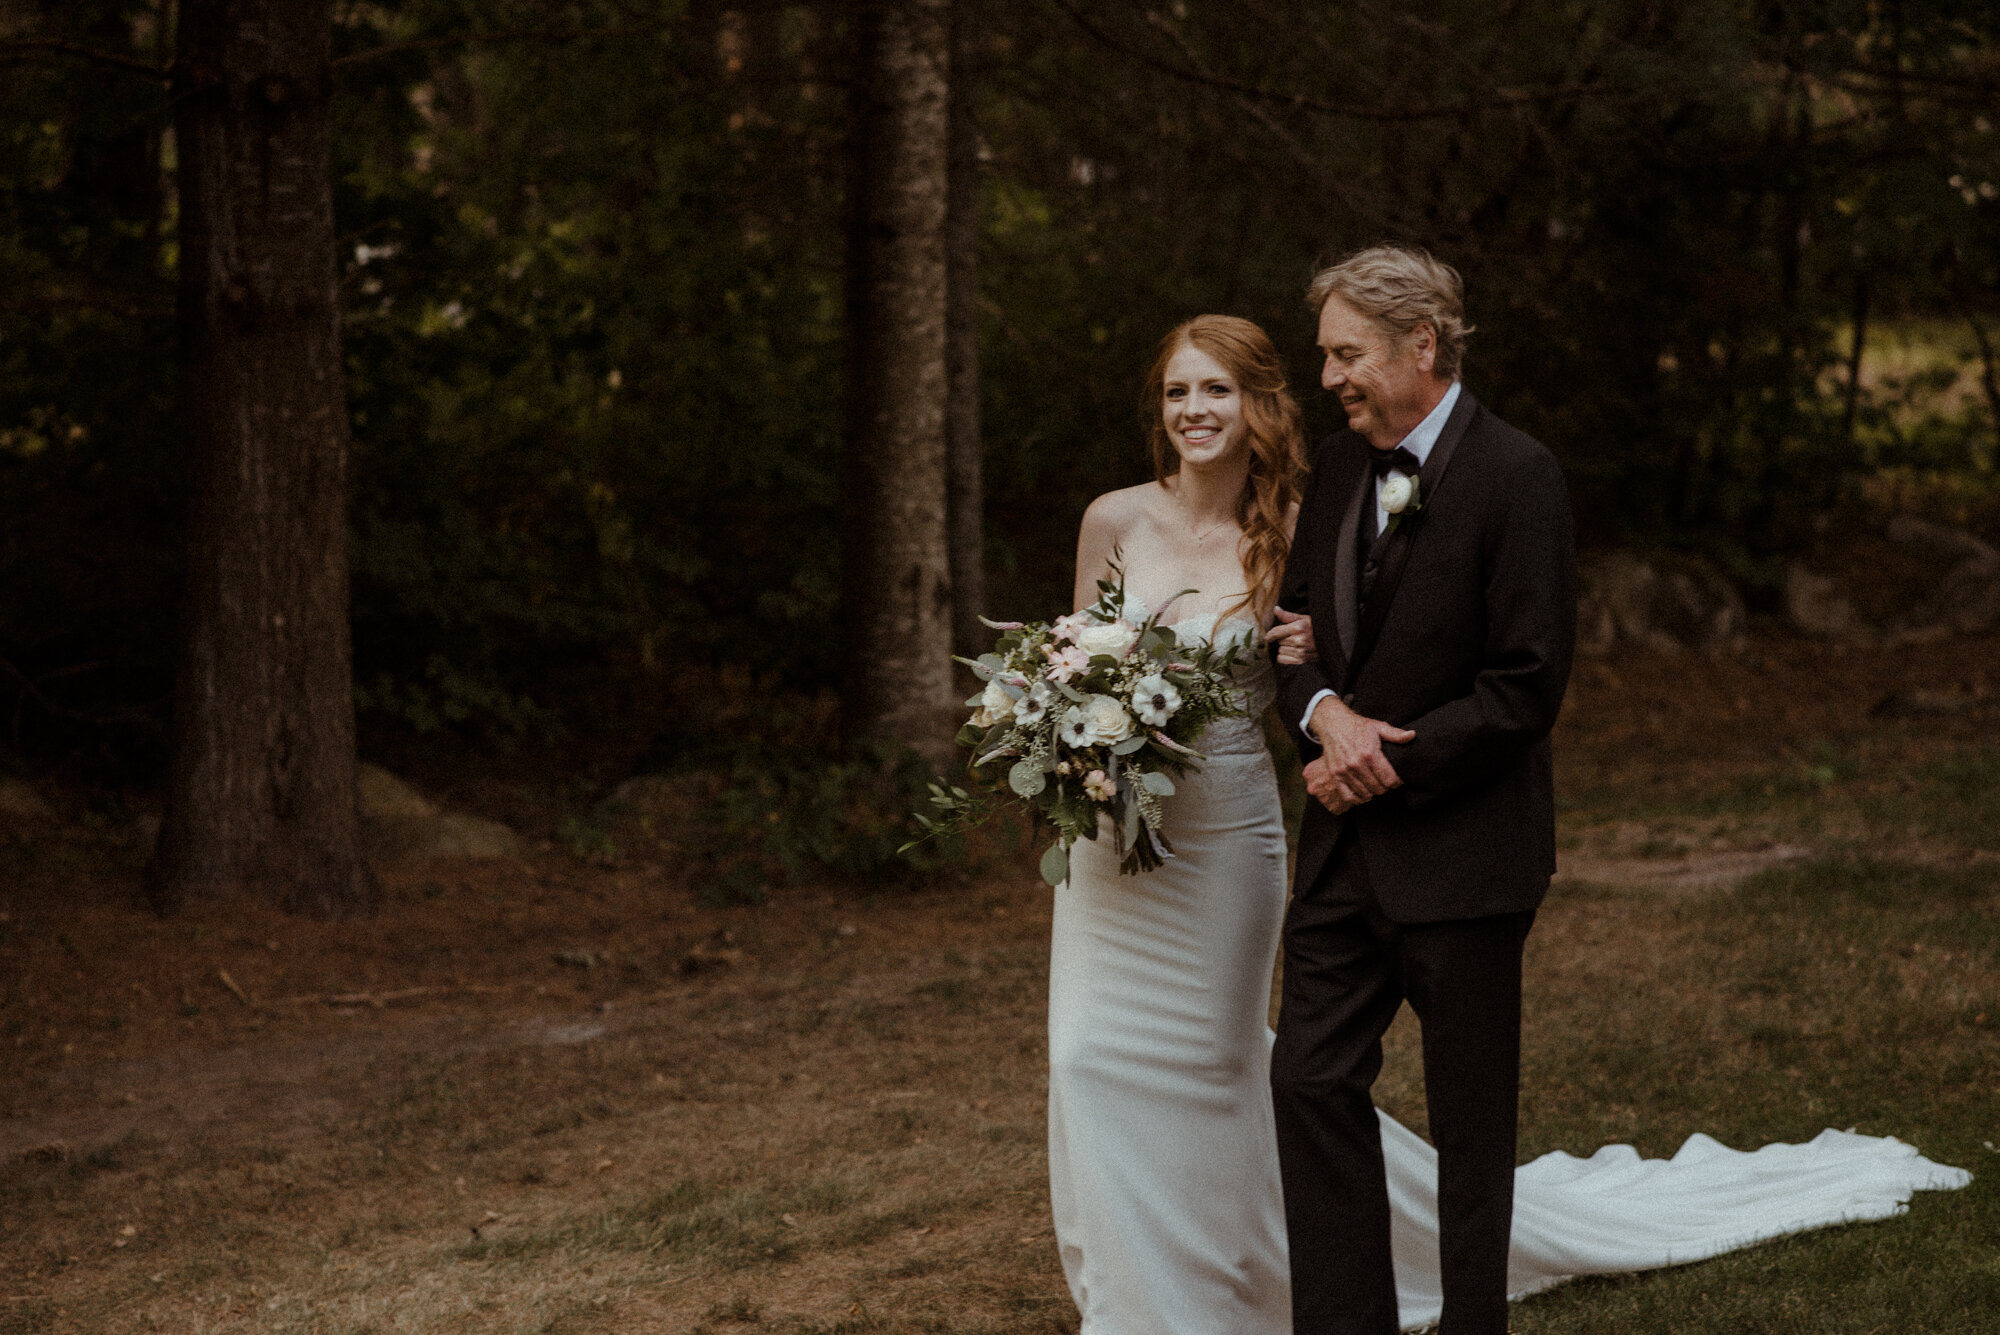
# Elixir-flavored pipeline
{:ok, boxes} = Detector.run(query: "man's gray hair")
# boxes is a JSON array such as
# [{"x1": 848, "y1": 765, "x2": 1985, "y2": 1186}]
[{"x1": 1306, "y1": 245, "x2": 1473, "y2": 381}]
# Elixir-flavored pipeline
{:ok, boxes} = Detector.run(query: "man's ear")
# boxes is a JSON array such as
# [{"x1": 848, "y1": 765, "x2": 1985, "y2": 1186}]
[{"x1": 1413, "y1": 322, "x2": 1439, "y2": 377}]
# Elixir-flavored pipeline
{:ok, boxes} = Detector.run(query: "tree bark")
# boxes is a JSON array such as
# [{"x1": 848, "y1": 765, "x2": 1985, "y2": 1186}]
[
  {"x1": 944, "y1": 0, "x2": 985, "y2": 658},
  {"x1": 841, "y1": 0, "x2": 956, "y2": 768},
  {"x1": 149, "y1": 0, "x2": 374, "y2": 917},
  {"x1": 1841, "y1": 271, "x2": 1869, "y2": 441}
]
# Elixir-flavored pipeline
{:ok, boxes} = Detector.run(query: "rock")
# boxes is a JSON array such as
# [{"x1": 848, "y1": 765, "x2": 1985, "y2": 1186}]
[
  {"x1": 0, "y1": 778, "x2": 57, "y2": 825},
  {"x1": 357, "y1": 763, "x2": 439, "y2": 820},
  {"x1": 1582, "y1": 552, "x2": 1746, "y2": 655},
  {"x1": 605, "y1": 774, "x2": 680, "y2": 811},
  {"x1": 1653, "y1": 568, "x2": 1747, "y2": 654},
  {"x1": 396, "y1": 812, "x2": 524, "y2": 860},
  {"x1": 1884, "y1": 517, "x2": 2000, "y2": 638},
  {"x1": 1574, "y1": 590, "x2": 1617, "y2": 656},
  {"x1": 1885, "y1": 515, "x2": 1998, "y2": 567},
  {"x1": 1784, "y1": 562, "x2": 1859, "y2": 639},
  {"x1": 358, "y1": 764, "x2": 523, "y2": 860},
  {"x1": 553, "y1": 948, "x2": 597, "y2": 970}
]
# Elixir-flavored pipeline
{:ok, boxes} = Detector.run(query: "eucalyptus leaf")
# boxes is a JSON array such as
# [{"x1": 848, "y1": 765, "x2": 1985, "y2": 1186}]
[
  {"x1": 1139, "y1": 771, "x2": 1175, "y2": 796},
  {"x1": 1040, "y1": 841, "x2": 1069, "y2": 886},
  {"x1": 1111, "y1": 734, "x2": 1148, "y2": 756},
  {"x1": 1009, "y1": 759, "x2": 1048, "y2": 797}
]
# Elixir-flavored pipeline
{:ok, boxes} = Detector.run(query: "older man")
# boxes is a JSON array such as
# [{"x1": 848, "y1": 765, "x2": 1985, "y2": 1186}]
[{"x1": 1271, "y1": 246, "x2": 1578, "y2": 1335}]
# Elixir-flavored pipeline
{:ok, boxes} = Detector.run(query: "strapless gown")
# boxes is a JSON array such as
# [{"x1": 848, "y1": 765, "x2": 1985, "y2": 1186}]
[{"x1": 1045, "y1": 614, "x2": 1970, "y2": 1334}]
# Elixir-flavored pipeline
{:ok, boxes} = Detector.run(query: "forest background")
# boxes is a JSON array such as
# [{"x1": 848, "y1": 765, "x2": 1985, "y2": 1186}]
[
  {"x1": 4, "y1": 4, "x2": 2000, "y2": 1331},
  {"x1": 3, "y1": 0, "x2": 1999, "y2": 892}
]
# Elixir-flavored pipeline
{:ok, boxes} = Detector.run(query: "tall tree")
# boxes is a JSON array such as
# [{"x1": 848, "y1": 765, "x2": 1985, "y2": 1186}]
[
  {"x1": 149, "y1": 0, "x2": 373, "y2": 916},
  {"x1": 944, "y1": 0, "x2": 985, "y2": 656},
  {"x1": 841, "y1": 0, "x2": 956, "y2": 767}
]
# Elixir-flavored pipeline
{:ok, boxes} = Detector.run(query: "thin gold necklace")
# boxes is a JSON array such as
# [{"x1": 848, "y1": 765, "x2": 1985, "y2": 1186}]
[{"x1": 1176, "y1": 482, "x2": 1239, "y2": 546}]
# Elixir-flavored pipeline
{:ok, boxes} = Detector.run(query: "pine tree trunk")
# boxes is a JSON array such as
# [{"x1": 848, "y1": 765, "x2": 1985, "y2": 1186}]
[
  {"x1": 841, "y1": 0, "x2": 956, "y2": 768},
  {"x1": 944, "y1": 0, "x2": 986, "y2": 657},
  {"x1": 149, "y1": 0, "x2": 374, "y2": 917}
]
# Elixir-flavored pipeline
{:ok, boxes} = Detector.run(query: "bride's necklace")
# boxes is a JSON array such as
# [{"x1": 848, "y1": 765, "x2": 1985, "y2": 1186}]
[{"x1": 1176, "y1": 485, "x2": 1239, "y2": 547}]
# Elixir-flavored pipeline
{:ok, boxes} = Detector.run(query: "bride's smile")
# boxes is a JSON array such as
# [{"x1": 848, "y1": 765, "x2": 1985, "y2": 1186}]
[{"x1": 1161, "y1": 344, "x2": 1247, "y2": 469}]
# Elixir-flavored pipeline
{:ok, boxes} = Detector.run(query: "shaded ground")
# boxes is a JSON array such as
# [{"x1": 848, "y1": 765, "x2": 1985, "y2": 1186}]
[{"x1": 2, "y1": 631, "x2": 1996, "y2": 1333}]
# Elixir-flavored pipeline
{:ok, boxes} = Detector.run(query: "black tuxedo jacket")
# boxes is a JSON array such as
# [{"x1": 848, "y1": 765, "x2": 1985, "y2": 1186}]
[{"x1": 1276, "y1": 388, "x2": 1578, "y2": 923}]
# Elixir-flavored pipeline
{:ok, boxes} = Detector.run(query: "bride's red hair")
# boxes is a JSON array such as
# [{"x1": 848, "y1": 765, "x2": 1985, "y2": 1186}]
[{"x1": 1143, "y1": 315, "x2": 1307, "y2": 621}]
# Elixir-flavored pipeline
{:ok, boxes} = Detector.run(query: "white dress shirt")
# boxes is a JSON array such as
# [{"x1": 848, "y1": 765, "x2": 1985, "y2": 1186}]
[{"x1": 1299, "y1": 380, "x2": 1462, "y2": 736}]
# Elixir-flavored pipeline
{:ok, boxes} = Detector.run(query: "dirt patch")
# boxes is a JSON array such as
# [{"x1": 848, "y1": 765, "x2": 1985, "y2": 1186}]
[{"x1": 0, "y1": 629, "x2": 1995, "y2": 1331}]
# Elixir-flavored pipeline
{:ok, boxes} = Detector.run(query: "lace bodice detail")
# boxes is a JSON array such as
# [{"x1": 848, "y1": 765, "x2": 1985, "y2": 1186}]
[{"x1": 1167, "y1": 613, "x2": 1273, "y2": 756}]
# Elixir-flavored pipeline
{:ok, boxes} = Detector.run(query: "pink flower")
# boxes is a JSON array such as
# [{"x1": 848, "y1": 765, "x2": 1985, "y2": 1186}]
[
  {"x1": 1045, "y1": 644, "x2": 1092, "y2": 681},
  {"x1": 1082, "y1": 769, "x2": 1116, "y2": 802},
  {"x1": 1051, "y1": 611, "x2": 1093, "y2": 643}
]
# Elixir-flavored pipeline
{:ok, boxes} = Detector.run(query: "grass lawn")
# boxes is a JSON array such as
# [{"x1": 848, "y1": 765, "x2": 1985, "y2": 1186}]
[{"x1": 2, "y1": 632, "x2": 1996, "y2": 1333}]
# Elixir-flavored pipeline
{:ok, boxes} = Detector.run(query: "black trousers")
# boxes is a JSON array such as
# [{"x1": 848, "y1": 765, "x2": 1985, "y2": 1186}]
[{"x1": 1271, "y1": 826, "x2": 1534, "y2": 1335}]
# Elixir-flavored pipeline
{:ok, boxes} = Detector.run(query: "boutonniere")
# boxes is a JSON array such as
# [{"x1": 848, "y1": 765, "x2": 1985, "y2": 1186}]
[{"x1": 1381, "y1": 473, "x2": 1422, "y2": 536}]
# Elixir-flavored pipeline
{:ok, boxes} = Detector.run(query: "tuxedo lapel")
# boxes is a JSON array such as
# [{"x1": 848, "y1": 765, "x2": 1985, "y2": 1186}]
[
  {"x1": 1330, "y1": 452, "x2": 1369, "y2": 663},
  {"x1": 1344, "y1": 390, "x2": 1483, "y2": 686}
]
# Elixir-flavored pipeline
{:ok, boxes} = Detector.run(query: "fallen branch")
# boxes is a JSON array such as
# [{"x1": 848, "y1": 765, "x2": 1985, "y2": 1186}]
[
  {"x1": 279, "y1": 983, "x2": 519, "y2": 1008},
  {"x1": 216, "y1": 969, "x2": 253, "y2": 1008},
  {"x1": 0, "y1": 39, "x2": 168, "y2": 79}
]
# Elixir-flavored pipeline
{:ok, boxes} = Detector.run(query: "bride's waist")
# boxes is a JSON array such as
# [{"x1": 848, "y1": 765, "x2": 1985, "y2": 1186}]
[{"x1": 1189, "y1": 716, "x2": 1269, "y2": 758}]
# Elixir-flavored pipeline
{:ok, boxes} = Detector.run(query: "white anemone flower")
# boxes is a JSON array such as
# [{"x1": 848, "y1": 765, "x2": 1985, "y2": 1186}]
[
  {"x1": 1057, "y1": 704, "x2": 1094, "y2": 750},
  {"x1": 1013, "y1": 681, "x2": 1053, "y2": 727},
  {"x1": 1132, "y1": 674, "x2": 1182, "y2": 727}
]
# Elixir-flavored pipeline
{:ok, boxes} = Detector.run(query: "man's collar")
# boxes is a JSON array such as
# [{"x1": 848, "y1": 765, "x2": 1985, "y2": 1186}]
[{"x1": 1391, "y1": 380, "x2": 1461, "y2": 465}]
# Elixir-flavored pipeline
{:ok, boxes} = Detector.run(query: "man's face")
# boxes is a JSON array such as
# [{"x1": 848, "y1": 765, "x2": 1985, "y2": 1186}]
[{"x1": 1316, "y1": 295, "x2": 1441, "y2": 451}]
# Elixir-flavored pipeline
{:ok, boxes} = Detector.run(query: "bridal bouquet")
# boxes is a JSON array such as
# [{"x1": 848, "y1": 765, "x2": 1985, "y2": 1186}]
[{"x1": 905, "y1": 567, "x2": 1249, "y2": 885}]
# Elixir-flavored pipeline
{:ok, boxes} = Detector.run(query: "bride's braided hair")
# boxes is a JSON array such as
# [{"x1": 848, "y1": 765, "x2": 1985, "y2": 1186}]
[{"x1": 1144, "y1": 315, "x2": 1308, "y2": 622}]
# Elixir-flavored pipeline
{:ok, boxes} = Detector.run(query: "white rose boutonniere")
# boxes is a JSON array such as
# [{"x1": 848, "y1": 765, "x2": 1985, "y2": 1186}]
[{"x1": 1380, "y1": 472, "x2": 1421, "y2": 535}]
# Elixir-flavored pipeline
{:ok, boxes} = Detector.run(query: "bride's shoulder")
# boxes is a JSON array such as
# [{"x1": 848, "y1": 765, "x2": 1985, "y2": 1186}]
[{"x1": 1078, "y1": 480, "x2": 1169, "y2": 539}]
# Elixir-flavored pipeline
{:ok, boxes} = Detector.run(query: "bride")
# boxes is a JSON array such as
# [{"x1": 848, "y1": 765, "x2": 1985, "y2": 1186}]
[{"x1": 1044, "y1": 313, "x2": 1969, "y2": 1333}]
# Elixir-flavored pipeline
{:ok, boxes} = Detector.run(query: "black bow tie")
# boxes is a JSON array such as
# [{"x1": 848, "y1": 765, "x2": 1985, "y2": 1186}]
[{"x1": 1369, "y1": 446, "x2": 1422, "y2": 478}]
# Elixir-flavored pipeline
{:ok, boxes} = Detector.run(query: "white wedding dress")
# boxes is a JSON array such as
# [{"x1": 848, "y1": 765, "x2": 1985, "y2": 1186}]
[{"x1": 1045, "y1": 614, "x2": 1970, "y2": 1334}]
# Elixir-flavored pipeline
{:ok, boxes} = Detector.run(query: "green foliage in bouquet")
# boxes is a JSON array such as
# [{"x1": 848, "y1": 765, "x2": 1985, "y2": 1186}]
[{"x1": 904, "y1": 565, "x2": 1250, "y2": 885}]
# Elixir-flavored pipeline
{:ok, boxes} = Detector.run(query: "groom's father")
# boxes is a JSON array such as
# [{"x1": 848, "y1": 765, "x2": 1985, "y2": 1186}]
[{"x1": 1272, "y1": 246, "x2": 1577, "y2": 1335}]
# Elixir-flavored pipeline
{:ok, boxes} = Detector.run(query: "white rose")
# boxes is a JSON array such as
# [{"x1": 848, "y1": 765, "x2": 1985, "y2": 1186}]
[
  {"x1": 969, "y1": 677, "x2": 1011, "y2": 728},
  {"x1": 1380, "y1": 473, "x2": 1417, "y2": 515},
  {"x1": 1082, "y1": 693, "x2": 1135, "y2": 745},
  {"x1": 1074, "y1": 618, "x2": 1139, "y2": 660}
]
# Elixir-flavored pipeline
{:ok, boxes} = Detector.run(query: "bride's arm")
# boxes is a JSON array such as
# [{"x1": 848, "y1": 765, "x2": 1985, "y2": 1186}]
[{"x1": 1071, "y1": 492, "x2": 1127, "y2": 613}]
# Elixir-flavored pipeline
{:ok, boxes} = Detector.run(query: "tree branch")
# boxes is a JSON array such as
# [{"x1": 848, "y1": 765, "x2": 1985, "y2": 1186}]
[
  {"x1": 332, "y1": 25, "x2": 651, "y2": 70},
  {"x1": 0, "y1": 39, "x2": 168, "y2": 79},
  {"x1": 1042, "y1": 0, "x2": 1630, "y2": 124}
]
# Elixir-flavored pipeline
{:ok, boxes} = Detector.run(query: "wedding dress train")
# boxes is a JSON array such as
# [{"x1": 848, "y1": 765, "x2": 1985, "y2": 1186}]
[{"x1": 1045, "y1": 615, "x2": 1970, "y2": 1334}]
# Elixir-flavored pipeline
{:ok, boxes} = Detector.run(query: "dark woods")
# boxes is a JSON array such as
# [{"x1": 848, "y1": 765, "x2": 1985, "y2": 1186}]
[{"x1": 2, "y1": 1, "x2": 1997, "y2": 907}]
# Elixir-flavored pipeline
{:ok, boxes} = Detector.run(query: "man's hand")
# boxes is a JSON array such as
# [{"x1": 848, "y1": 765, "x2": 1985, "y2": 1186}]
[
  {"x1": 1267, "y1": 606, "x2": 1318, "y2": 666},
  {"x1": 1303, "y1": 755, "x2": 1364, "y2": 814},
  {"x1": 1304, "y1": 696, "x2": 1415, "y2": 812}
]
